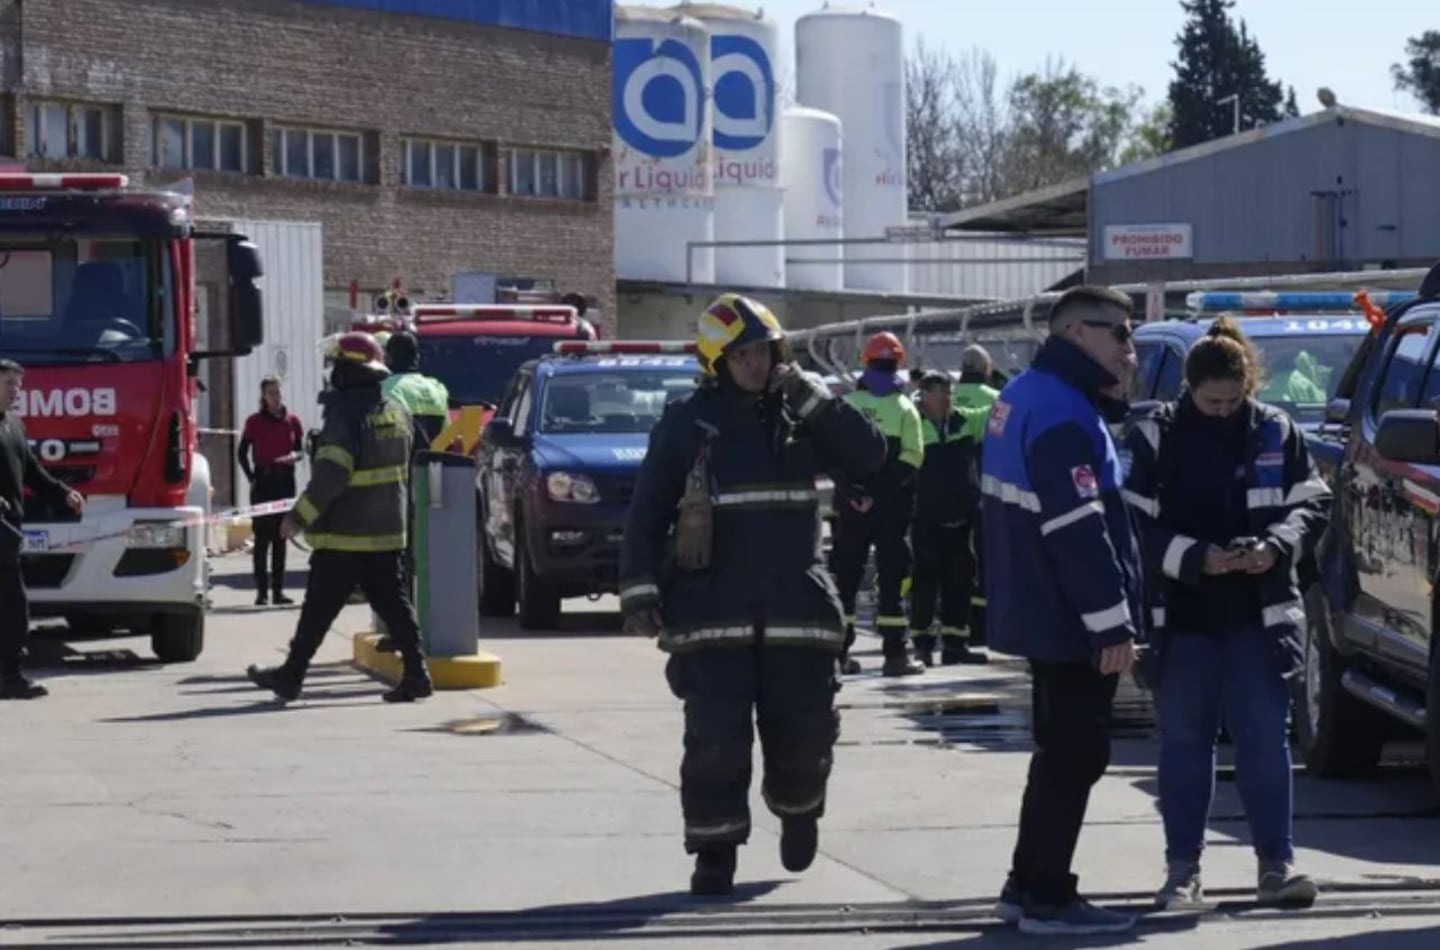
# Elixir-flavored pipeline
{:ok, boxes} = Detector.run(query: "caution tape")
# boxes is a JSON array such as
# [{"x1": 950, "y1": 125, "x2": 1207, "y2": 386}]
[{"x1": 1, "y1": 497, "x2": 298, "y2": 552}]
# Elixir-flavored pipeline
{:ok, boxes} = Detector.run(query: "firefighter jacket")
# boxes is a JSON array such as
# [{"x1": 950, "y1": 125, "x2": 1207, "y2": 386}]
[
  {"x1": 619, "y1": 379, "x2": 888, "y2": 654},
  {"x1": 1122, "y1": 395, "x2": 1331, "y2": 679},
  {"x1": 837, "y1": 388, "x2": 923, "y2": 507},
  {"x1": 293, "y1": 383, "x2": 414, "y2": 552},
  {"x1": 915, "y1": 407, "x2": 988, "y2": 526},
  {"x1": 382, "y1": 371, "x2": 450, "y2": 448},
  {"x1": 980, "y1": 337, "x2": 1145, "y2": 663}
]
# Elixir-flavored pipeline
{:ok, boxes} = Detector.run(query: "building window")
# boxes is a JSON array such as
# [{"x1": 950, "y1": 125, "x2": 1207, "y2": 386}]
[
  {"x1": 505, "y1": 148, "x2": 593, "y2": 200},
  {"x1": 28, "y1": 101, "x2": 116, "y2": 161},
  {"x1": 271, "y1": 126, "x2": 364, "y2": 183},
  {"x1": 153, "y1": 114, "x2": 248, "y2": 172},
  {"x1": 401, "y1": 137, "x2": 495, "y2": 192}
]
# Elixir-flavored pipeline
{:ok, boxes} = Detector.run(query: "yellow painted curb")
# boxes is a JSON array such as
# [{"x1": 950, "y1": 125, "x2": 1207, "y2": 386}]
[{"x1": 351, "y1": 632, "x2": 503, "y2": 690}]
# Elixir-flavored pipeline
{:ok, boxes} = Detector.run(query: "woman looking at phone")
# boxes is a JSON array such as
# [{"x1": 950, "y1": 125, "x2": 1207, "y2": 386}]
[{"x1": 1121, "y1": 317, "x2": 1330, "y2": 910}]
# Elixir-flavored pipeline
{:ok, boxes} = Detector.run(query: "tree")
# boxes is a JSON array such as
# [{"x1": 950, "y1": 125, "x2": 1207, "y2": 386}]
[
  {"x1": 1166, "y1": 0, "x2": 1287, "y2": 149},
  {"x1": 1119, "y1": 103, "x2": 1173, "y2": 165},
  {"x1": 905, "y1": 39, "x2": 965, "y2": 213},
  {"x1": 1393, "y1": 31, "x2": 1440, "y2": 115},
  {"x1": 1001, "y1": 59, "x2": 1143, "y2": 194},
  {"x1": 1284, "y1": 85, "x2": 1300, "y2": 118}
]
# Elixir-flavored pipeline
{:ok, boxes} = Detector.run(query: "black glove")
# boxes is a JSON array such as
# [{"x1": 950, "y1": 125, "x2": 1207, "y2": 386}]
[
  {"x1": 622, "y1": 607, "x2": 663, "y2": 639},
  {"x1": 772, "y1": 365, "x2": 831, "y2": 420}
]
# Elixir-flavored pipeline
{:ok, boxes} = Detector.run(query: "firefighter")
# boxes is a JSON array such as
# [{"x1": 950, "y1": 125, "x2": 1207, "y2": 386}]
[
  {"x1": 619, "y1": 293, "x2": 888, "y2": 897},
  {"x1": 954, "y1": 345, "x2": 1001, "y2": 646},
  {"x1": 382, "y1": 330, "x2": 451, "y2": 448},
  {"x1": 829, "y1": 331, "x2": 925, "y2": 677},
  {"x1": 246, "y1": 332, "x2": 433, "y2": 704},
  {"x1": 908, "y1": 371, "x2": 991, "y2": 666}
]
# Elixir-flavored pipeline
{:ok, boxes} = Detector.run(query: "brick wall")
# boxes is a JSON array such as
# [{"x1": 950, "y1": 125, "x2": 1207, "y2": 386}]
[{"x1": 0, "y1": 0, "x2": 617, "y2": 334}]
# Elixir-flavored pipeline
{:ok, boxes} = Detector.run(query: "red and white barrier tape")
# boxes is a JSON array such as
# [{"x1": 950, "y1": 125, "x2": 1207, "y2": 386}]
[{"x1": 1, "y1": 497, "x2": 298, "y2": 552}]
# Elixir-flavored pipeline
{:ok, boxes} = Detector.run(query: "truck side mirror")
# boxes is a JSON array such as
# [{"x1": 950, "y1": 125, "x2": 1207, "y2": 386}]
[
  {"x1": 1374, "y1": 409, "x2": 1440, "y2": 464},
  {"x1": 1325, "y1": 398, "x2": 1351, "y2": 425},
  {"x1": 483, "y1": 418, "x2": 514, "y2": 446},
  {"x1": 227, "y1": 237, "x2": 264, "y2": 355}
]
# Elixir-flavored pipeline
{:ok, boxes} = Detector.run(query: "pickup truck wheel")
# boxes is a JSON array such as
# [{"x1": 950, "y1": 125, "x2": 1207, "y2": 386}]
[
  {"x1": 152, "y1": 609, "x2": 205, "y2": 663},
  {"x1": 1294, "y1": 587, "x2": 1385, "y2": 777},
  {"x1": 478, "y1": 519, "x2": 515, "y2": 618},
  {"x1": 516, "y1": 529, "x2": 561, "y2": 631}
]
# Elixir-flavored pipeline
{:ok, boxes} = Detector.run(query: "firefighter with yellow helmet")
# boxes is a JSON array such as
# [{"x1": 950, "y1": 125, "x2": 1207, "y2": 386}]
[
  {"x1": 620, "y1": 293, "x2": 888, "y2": 897},
  {"x1": 246, "y1": 332, "x2": 433, "y2": 704},
  {"x1": 830, "y1": 331, "x2": 926, "y2": 677}
]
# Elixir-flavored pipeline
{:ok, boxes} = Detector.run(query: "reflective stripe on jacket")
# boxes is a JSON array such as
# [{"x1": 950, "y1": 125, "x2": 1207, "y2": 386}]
[{"x1": 293, "y1": 384, "x2": 413, "y2": 553}]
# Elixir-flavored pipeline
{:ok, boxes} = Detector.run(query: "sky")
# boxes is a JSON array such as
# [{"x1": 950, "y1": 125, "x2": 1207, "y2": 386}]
[{"x1": 757, "y1": 0, "x2": 1433, "y2": 116}]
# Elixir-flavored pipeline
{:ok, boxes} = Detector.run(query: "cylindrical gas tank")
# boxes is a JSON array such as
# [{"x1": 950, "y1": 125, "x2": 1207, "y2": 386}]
[{"x1": 782, "y1": 106, "x2": 843, "y2": 292}]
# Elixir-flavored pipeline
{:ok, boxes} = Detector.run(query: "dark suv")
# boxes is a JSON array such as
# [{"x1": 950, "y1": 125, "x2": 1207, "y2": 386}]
[
  {"x1": 1302, "y1": 267, "x2": 1440, "y2": 793},
  {"x1": 475, "y1": 341, "x2": 699, "y2": 630}
]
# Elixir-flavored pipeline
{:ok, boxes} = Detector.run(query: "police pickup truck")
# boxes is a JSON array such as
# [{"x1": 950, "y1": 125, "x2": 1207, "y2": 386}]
[
  {"x1": 1298, "y1": 270, "x2": 1440, "y2": 796},
  {"x1": 475, "y1": 341, "x2": 700, "y2": 630}
]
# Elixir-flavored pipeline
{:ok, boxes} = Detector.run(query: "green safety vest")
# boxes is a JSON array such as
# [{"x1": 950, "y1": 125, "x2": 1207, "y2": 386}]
[
  {"x1": 954, "y1": 381, "x2": 999, "y2": 413},
  {"x1": 845, "y1": 389, "x2": 924, "y2": 469},
  {"x1": 381, "y1": 372, "x2": 450, "y2": 418}
]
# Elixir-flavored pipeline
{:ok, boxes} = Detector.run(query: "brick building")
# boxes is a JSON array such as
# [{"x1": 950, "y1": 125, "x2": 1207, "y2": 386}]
[{"x1": 0, "y1": 0, "x2": 617, "y2": 333}]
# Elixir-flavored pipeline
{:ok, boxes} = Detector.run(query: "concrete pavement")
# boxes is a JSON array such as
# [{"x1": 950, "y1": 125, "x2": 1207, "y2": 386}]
[{"x1": 1, "y1": 550, "x2": 1439, "y2": 947}]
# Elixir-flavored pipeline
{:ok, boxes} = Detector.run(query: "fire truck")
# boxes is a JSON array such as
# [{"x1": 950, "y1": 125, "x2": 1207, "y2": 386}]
[
  {"x1": 348, "y1": 297, "x2": 599, "y2": 411},
  {"x1": 0, "y1": 173, "x2": 263, "y2": 661}
]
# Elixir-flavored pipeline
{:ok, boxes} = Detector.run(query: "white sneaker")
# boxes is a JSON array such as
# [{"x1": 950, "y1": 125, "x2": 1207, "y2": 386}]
[{"x1": 1155, "y1": 860, "x2": 1204, "y2": 908}]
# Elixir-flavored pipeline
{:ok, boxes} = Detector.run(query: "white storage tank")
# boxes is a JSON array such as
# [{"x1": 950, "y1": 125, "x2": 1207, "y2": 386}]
[
  {"x1": 674, "y1": 3, "x2": 784, "y2": 289},
  {"x1": 796, "y1": 4, "x2": 907, "y2": 293},
  {"x1": 613, "y1": 6, "x2": 715, "y2": 284},
  {"x1": 782, "y1": 106, "x2": 843, "y2": 291}
]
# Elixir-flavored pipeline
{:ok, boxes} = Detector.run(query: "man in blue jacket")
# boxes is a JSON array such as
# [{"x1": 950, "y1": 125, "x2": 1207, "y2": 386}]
[{"x1": 982, "y1": 285, "x2": 1143, "y2": 936}]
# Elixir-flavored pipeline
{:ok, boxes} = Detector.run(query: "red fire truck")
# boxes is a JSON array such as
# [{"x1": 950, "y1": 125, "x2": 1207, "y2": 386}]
[{"x1": 0, "y1": 173, "x2": 263, "y2": 661}]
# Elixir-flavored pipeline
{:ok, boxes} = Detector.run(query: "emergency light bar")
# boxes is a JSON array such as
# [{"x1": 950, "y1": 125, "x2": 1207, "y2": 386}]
[
  {"x1": 0, "y1": 173, "x2": 129, "y2": 190},
  {"x1": 411, "y1": 304, "x2": 578, "y2": 324},
  {"x1": 553, "y1": 341, "x2": 696, "y2": 355},
  {"x1": 1187, "y1": 291, "x2": 1418, "y2": 313}
]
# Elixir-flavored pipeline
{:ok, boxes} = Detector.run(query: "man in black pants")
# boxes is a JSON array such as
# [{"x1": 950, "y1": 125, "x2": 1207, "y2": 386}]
[
  {"x1": 980, "y1": 286, "x2": 1143, "y2": 935},
  {"x1": 0, "y1": 359, "x2": 85, "y2": 699}
]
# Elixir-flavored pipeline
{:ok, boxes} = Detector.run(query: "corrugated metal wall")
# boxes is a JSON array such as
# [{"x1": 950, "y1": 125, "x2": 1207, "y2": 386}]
[
  {"x1": 904, "y1": 235, "x2": 1084, "y2": 299},
  {"x1": 1089, "y1": 114, "x2": 1440, "y2": 272},
  {"x1": 226, "y1": 220, "x2": 326, "y2": 509}
]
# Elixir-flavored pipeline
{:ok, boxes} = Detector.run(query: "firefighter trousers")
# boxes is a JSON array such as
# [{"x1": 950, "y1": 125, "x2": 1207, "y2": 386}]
[
  {"x1": 665, "y1": 640, "x2": 840, "y2": 854},
  {"x1": 829, "y1": 498, "x2": 912, "y2": 655},
  {"x1": 283, "y1": 550, "x2": 426, "y2": 679},
  {"x1": 969, "y1": 517, "x2": 988, "y2": 647},
  {"x1": 908, "y1": 520, "x2": 973, "y2": 644}
]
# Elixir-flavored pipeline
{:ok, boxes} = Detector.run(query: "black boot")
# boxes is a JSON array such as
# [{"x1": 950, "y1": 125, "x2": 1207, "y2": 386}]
[
  {"x1": 0, "y1": 673, "x2": 48, "y2": 700},
  {"x1": 373, "y1": 636, "x2": 398, "y2": 653},
  {"x1": 272, "y1": 590, "x2": 295, "y2": 606},
  {"x1": 383, "y1": 660, "x2": 434, "y2": 703},
  {"x1": 254, "y1": 591, "x2": 269, "y2": 607},
  {"x1": 881, "y1": 632, "x2": 925, "y2": 677},
  {"x1": 940, "y1": 642, "x2": 989, "y2": 666},
  {"x1": 780, "y1": 816, "x2": 818, "y2": 872},
  {"x1": 247, "y1": 663, "x2": 301, "y2": 701},
  {"x1": 690, "y1": 846, "x2": 737, "y2": 896},
  {"x1": 912, "y1": 633, "x2": 936, "y2": 668}
]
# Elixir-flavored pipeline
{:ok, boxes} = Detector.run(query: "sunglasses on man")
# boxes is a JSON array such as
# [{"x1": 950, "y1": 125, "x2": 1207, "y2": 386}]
[{"x1": 1081, "y1": 320, "x2": 1134, "y2": 344}]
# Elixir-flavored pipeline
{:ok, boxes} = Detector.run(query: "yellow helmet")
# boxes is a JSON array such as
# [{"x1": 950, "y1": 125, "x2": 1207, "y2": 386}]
[{"x1": 695, "y1": 293, "x2": 785, "y2": 376}]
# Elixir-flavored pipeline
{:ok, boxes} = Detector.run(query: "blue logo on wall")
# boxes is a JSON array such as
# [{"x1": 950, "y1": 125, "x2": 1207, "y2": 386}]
[
  {"x1": 614, "y1": 36, "x2": 705, "y2": 158},
  {"x1": 823, "y1": 147, "x2": 843, "y2": 208},
  {"x1": 711, "y1": 34, "x2": 775, "y2": 151}
]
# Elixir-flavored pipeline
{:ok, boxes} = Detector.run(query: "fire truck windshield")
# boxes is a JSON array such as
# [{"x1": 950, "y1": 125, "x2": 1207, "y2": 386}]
[
  {"x1": 417, "y1": 334, "x2": 564, "y2": 406},
  {"x1": 0, "y1": 237, "x2": 171, "y2": 365}
]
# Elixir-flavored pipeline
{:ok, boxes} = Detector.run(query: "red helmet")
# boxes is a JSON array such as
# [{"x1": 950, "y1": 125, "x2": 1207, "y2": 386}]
[
  {"x1": 862, "y1": 331, "x2": 906, "y2": 367},
  {"x1": 334, "y1": 331, "x2": 388, "y2": 374}
]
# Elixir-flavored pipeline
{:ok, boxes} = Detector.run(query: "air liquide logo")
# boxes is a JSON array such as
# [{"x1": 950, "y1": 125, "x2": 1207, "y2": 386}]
[
  {"x1": 614, "y1": 36, "x2": 705, "y2": 159},
  {"x1": 819, "y1": 146, "x2": 843, "y2": 228},
  {"x1": 876, "y1": 80, "x2": 904, "y2": 187},
  {"x1": 711, "y1": 33, "x2": 777, "y2": 185}
]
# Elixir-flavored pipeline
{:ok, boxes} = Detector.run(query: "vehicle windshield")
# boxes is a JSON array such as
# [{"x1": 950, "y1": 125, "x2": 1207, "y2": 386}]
[
  {"x1": 417, "y1": 335, "x2": 564, "y2": 407},
  {"x1": 540, "y1": 369, "x2": 697, "y2": 434},
  {"x1": 0, "y1": 237, "x2": 169, "y2": 365},
  {"x1": 1252, "y1": 332, "x2": 1363, "y2": 421}
]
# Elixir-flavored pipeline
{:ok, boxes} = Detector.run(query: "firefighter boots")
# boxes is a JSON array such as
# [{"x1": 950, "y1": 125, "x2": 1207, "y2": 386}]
[
  {"x1": 912, "y1": 632, "x2": 937, "y2": 668},
  {"x1": 780, "y1": 816, "x2": 819, "y2": 872},
  {"x1": 0, "y1": 674, "x2": 47, "y2": 700},
  {"x1": 690, "y1": 846, "x2": 737, "y2": 896},
  {"x1": 383, "y1": 670, "x2": 434, "y2": 703},
  {"x1": 247, "y1": 663, "x2": 302, "y2": 702}
]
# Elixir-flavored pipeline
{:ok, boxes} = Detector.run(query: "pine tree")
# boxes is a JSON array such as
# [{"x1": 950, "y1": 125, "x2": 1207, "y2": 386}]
[
  {"x1": 1393, "y1": 31, "x2": 1440, "y2": 115},
  {"x1": 1166, "y1": 0, "x2": 1287, "y2": 149}
]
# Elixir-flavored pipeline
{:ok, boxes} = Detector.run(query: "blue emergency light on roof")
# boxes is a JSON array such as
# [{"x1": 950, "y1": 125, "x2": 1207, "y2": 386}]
[
  {"x1": 553, "y1": 341, "x2": 696, "y2": 356},
  {"x1": 1186, "y1": 291, "x2": 1418, "y2": 313},
  {"x1": 0, "y1": 173, "x2": 129, "y2": 190}
]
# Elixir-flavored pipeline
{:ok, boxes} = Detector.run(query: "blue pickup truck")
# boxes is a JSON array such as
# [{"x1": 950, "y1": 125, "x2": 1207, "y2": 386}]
[{"x1": 475, "y1": 341, "x2": 700, "y2": 630}]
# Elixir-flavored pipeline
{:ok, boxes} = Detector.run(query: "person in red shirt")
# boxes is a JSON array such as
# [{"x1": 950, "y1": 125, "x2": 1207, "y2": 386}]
[{"x1": 237, "y1": 376, "x2": 304, "y2": 606}]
